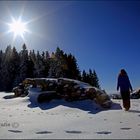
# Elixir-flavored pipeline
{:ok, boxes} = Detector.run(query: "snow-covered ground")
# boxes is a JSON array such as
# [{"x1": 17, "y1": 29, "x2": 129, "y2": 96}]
[{"x1": 0, "y1": 92, "x2": 140, "y2": 139}]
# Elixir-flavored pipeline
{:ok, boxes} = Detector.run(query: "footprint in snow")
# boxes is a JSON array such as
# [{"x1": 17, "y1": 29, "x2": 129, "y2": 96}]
[
  {"x1": 96, "y1": 131, "x2": 112, "y2": 135},
  {"x1": 8, "y1": 130, "x2": 22, "y2": 133},
  {"x1": 50, "y1": 113, "x2": 55, "y2": 115},
  {"x1": 120, "y1": 127, "x2": 132, "y2": 130},
  {"x1": 36, "y1": 131, "x2": 53, "y2": 134},
  {"x1": 65, "y1": 130, "x2": 82, "y2": 134},
  {"x1": 51, "y1": 113, "x2": 58, "y2": 115}
]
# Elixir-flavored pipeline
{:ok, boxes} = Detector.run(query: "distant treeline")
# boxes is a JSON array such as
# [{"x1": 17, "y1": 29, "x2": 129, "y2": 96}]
[{"x1": 0, "y1": 44, "x2": 100, "y2": 91}]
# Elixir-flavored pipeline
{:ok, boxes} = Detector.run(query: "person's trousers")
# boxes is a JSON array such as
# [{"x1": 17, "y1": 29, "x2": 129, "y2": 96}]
[
  {"x1": 122, "y1": 99, "x2": 130, "y2": 109},
  {"x1": 121, "y1": 91, "x2": 130, "y2": 110}
]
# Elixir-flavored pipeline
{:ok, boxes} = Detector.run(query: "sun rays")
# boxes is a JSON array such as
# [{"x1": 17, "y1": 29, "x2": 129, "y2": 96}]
[{"x1": 7, "y1": 16, "x2": 29, "y2": 41}]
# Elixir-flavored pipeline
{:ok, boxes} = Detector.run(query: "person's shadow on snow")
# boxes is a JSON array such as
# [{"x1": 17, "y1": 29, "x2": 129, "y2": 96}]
[{"x1": 27, "y1": 98, "x2": 122, "y2": 114}]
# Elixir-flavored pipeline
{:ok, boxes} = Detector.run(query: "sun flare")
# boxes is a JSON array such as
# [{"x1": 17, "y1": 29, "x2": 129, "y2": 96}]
[
  {"x1": 2, "y1": 8, "x2": 47, "y2": 43},
  {"x1": 7, "y1": 17, "x2": 29, "y2": 40}
]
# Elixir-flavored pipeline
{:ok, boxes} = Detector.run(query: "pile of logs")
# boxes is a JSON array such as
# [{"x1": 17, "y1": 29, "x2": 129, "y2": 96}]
[{"x1": 12, "y1": 78, "x2": 112, "y2": 108}]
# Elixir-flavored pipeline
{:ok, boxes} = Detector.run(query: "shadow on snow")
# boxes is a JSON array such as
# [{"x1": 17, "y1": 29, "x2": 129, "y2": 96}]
[{"x1": 27, "y1": 98, "x2": 122, "y2": 114}]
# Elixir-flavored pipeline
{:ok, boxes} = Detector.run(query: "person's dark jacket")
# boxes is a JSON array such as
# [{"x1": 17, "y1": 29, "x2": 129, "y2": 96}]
[{"x1": 117, "y1": 75, "x2": 133, "y2": 92}]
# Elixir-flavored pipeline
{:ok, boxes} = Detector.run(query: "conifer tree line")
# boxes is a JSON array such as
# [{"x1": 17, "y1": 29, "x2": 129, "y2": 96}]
[{"x1": 0, "y1": 44, "x2": 100, "y2": 91}]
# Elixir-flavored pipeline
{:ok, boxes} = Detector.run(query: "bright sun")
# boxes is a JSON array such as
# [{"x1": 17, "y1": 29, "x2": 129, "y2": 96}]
[
  {"x1": 2, "y1": 10, "x2": 46, "y2": 43},
  {"x1": 7, "y1": 17, "x2": 29, "y2": 40}
]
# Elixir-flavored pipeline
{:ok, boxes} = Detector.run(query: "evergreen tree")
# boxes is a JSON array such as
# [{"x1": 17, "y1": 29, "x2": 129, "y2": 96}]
[
  {"x1": 27, "y1": 55, "x2": 34, "y2": 78},
  {"x1": 10, "y1": 47, "x2": 20, "y2": 88},
  {"x1": 34, "y1": 51, "x2": 45, "y2": 77},
  {"x1": 88, "y1": 69, "x2": 95, "y2": 86},
  {"x1": 66, "y1": 54, "x2": 81, "y2": 80},
  {"x1": 16, "y1": 44, "x2": 29, "y2": 83},
  {"x1": 48, "y1": 58, "x2": 58, "y2": 78},
  {"x1": 93, "y1": 70, "x2": 100, "y2": 88},
  {"x1": 81, "y1": 70, "x2": 88, "y2": 83},
  {"x1": 43, "y1": 51, "x2": 50, "y2": 77},
  {"x1": 0, "y1": 50, "x2": 3, "y2": 90},
  {"x1": 29, "y1": 50, "x2": 36, "y2": 64},
  {"x1": 0, "y1": 45, "x2": 13, "y2": 90},
  {"x1": 81, "y1": 69, "x2": 100, "y2": 89},
  {"x1": 48, "y1": 47, "x2": 68, "y2": 78},
  {"x1": 45, "y1": 51, "x2": 50, "y2": 59}
]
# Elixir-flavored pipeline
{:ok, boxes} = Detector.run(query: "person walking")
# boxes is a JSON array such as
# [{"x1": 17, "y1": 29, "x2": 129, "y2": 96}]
[{"x1": 117, "y1": 69, "x2": 133, "y2": 111}]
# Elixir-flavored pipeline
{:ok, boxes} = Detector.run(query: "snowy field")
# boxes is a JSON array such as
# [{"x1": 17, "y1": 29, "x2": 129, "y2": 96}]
[{"x1": 0, "y1": 92, "x2": 140, "y2": 139}]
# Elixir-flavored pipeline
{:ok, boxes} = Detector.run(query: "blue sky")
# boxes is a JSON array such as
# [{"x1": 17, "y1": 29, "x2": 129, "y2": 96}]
[{"x1": 0, "y1": 1, "x2": 140, "y2": 93}]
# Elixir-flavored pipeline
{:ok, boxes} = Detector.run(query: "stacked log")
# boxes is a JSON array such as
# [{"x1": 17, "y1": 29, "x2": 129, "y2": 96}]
[
  {"x1": 12, "y1": 83, "x2": 28, "y2": 97},
  {"x1": 56, "y1": 78, "x2": 112, "y2": 108},
  {"x1": 57, "y1": 78, "x2": 88, "y2": 101},
  {"x1": 93, "y1": 89, "x2": 112, "y2": 108},
  {"x1": 12, "y1": 78, "x2": 112, "y2": 108}
]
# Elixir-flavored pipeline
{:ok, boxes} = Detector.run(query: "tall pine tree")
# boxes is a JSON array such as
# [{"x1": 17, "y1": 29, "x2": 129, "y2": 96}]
[{"x1": 81, "y1": 69, "x2": 100, "y2": 89}]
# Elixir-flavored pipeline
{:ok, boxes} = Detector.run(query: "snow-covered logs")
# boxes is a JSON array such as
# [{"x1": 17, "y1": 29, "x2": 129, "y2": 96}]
[{"x1": 13, "y1": 78, "x2": 112, "y2": 108}]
